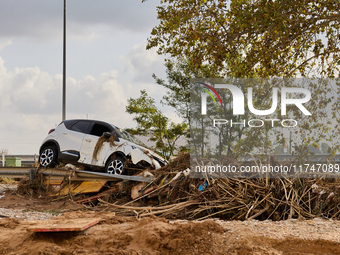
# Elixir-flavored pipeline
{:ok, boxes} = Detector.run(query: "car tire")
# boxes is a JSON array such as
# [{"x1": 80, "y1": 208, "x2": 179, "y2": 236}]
[
  {"x1": 105, "y1": 156, "x2": 125, "y2": 175},
  {"x1": 39, "y1": 146, "x2": 57, "y2": 168}
]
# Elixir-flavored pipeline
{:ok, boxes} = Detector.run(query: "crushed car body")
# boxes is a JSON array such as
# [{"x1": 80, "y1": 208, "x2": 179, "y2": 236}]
[{"x1": 39, "y1": 119, "x2": 167, "y2": 175}]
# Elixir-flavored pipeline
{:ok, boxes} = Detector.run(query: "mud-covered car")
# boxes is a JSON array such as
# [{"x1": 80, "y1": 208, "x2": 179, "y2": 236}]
[{"x1": 38, "y1": 119, "x2": 167, "y2": 174}]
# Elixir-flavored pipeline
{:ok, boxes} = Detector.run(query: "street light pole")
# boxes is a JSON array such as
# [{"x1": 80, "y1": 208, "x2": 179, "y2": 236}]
[{"x1": 62, "y1": 0, "x2": 66, "y2": 121}]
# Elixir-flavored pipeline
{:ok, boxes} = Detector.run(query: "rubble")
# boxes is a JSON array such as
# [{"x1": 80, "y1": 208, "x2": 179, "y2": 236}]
[
  {"x1": 10, "y1": 152, "x2": 340, "y2": 222},
  {"x1": 3, "y1": 153, "x2": 340, "y2": 254},
  {"x1": 95, "y1": 153, "x2": 340, "y2": 221}
]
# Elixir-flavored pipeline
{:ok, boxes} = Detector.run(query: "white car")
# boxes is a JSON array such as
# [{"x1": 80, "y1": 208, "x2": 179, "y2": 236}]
[{"x1": 39, "y1": 119, "x2": 167, "y2": 175}]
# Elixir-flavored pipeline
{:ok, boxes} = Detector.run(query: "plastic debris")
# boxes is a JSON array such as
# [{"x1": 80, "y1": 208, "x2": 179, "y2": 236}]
[{"x1": 198, "y1": 181, "x2": 208, "y2": 191}]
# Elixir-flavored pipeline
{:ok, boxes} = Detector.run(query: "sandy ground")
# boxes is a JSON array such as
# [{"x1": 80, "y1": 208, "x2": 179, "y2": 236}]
[{"x1": 2, "y1": 187, "x2": 340, "y2": 254}]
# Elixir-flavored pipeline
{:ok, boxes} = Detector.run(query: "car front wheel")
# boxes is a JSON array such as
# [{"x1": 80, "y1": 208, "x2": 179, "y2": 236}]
[
  {"x1": 105, "y1": 156, "x2": 125, "y2": 175},
  {"x1": 39, "y1": 146, "x2": 57, "y2": 168}
]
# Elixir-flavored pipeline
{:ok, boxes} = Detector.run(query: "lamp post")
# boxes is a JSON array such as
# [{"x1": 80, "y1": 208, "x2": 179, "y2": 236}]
[{"x1": 62, "y1": 0, "x2": 66, "y2": 121}]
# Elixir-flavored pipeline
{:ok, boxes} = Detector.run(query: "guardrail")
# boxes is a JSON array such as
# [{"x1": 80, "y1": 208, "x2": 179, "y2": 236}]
[
  {"x1": 1, "y1": 154, "x2": 339, "y2": 167},
  {"x1": 0, "y1": 167, "x2": 153, "y2": 182}
]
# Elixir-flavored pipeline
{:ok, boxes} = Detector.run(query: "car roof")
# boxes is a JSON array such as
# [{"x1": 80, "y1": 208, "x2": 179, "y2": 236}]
[
  {"x1": 63, "y1": 119, "x2": 111, "y2": 126},
  {"x1": 62, "y1": 119, "x2": 117, "y2": 130}
]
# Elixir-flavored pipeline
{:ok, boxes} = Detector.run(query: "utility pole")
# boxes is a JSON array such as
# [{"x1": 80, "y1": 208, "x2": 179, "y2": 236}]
[{"x1": 62, "y1": 0, "x2": 66, "y2": 121}]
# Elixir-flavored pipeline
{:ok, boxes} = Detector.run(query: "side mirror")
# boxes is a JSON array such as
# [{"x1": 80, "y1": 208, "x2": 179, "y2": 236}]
[
  {"x1": 103, "y1": 132, "x2": 111, "y2": 139},
  {"x1": 103, "y1": 131, "x2": 120, "y2": 142}
]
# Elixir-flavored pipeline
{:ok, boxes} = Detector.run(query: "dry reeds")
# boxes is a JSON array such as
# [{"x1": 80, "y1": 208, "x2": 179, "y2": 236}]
[{"x1": 100, "y1": 153, "x2": 340, "y2": 221}]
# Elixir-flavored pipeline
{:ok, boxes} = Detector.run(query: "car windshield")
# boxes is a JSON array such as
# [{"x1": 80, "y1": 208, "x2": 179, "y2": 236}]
[{"x1": 111, "y1": 125, "x2": 146, "y2": 147}]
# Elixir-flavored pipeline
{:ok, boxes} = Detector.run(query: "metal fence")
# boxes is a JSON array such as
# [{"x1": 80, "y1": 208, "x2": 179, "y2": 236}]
[{"x1": 0, "y1": 155, "x2": 38, "y2": 167}]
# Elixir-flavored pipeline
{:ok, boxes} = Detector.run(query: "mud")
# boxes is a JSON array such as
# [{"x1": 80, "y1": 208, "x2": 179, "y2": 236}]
[
  {"x1": 1, "y1": 210, "x2": 340, "y2": 254},
  {"x1": 2, "y1": 167, "x2": 340, "y2": 254},
  {"x1": 92, "y1": 133, "x2": 117, "y2": 161}
]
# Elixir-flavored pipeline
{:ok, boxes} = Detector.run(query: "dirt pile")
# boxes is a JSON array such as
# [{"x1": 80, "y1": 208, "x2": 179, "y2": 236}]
[
  {"x1": 0, "y1": 211, "x2": 225, "y2": 255},
  {"x1": 2, "y1": 211, "x2": 340, "y2": 254},
  {"x1": 0, "y1": 218, "x2": 20, "y2": 229}
]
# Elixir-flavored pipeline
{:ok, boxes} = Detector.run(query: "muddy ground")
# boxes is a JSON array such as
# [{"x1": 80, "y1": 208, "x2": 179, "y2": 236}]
[{"x1": 1, "y1": 189, "x2": 340, "y2": 255}]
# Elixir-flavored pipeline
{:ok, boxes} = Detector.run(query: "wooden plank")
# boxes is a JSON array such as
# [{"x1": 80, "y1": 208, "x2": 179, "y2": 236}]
[{"x1": 27, "y1": 218, "x2": 101, "y2": 232}]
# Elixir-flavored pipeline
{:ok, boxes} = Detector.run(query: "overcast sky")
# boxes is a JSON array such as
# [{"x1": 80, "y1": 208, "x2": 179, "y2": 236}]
[{"x1": 0, "y1": 0, "x2": 179, "y2": 155}]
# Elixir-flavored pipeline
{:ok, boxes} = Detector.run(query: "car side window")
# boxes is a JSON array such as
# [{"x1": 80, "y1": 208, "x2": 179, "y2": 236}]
[
  {"x1": 70, "y1": 121, "x2": 91, "y2": 133},
  {"x1": 90, "y1": 123, "x2": 111, "y2": 137},
  {"x1": 64, "y1": 120, "x2": 77, "y2": 129}
]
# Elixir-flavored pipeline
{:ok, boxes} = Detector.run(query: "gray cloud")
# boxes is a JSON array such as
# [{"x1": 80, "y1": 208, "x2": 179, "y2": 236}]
[
  {"x1": 0, "y1": 0, "x2": 159, "y2": 40},
  {"x1": 0, "y1": 0, "x2": 170, "y2": 154},
  {"x1": 122, "y1": 42, "x2": 165, "y2": 85},
  {"x1": 0, "y1": 59, "x2": 129, "y2": 118}
]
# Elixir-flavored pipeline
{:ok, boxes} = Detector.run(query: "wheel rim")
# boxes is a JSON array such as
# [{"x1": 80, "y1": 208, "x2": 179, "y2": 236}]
[
  {"x1": 107, "y1": 159, "x2": 124, "y2": 175},
  {"x1": 40, "y1": 148, "x2": 54, "y2": 167}
]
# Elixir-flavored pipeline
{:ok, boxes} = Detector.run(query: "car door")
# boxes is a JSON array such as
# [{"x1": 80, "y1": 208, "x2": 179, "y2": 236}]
[
  {"x1": 57, "y1": 120, "x2": 91, "y2": 162},
  {"x1": 79, "y1": 122, "x2": 115, "y2": 166}
]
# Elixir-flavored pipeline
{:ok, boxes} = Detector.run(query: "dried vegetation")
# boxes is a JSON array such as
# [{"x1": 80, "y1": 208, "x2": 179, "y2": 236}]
[
  {"x1": 102, "y1": 153, "x2": 340, "y2": 221},
  {"x1": 15, "y1": 152, "x2": 340, "y2": 222}
]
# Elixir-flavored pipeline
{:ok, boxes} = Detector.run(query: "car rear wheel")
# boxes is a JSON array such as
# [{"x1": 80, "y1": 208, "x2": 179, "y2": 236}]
[
  {"x1": 105, "y1": 156, "x2": 125, "y2": 175},
  {"x1": 39, "y1": 146, "x2": 57, "y2": 168}
]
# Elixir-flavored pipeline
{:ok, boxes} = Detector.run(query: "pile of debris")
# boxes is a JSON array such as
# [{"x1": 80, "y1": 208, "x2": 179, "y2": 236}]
[
  {"x1": 95, "y1": 153, "x2": 340, "y2": 221},
  {"x1": 16, "y1": 152, "x2": 340, "y2": 221}
]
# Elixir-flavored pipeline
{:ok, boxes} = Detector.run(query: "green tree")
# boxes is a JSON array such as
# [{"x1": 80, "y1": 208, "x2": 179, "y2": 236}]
[
  {"x1": 145, "y1": 0, "x2": 340, "y2": 161},
  {"x1": 126, "y1": 90, "x2": 187, "y2": 159},
  {"x1": 147, "y1": 0, "x2": 340, "y2": 78},
  {"x1": 153, "y1": 60, "x2": 191, "y2": 125},
  {"x1": 153, "y1": 60, "x2": 221, "y2": 157}
]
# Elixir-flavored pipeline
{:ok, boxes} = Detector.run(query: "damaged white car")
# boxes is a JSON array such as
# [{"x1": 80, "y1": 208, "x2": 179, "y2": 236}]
[{"x1": 39, "y1": 119, "x2": 167, "y2": 174}]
